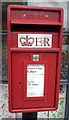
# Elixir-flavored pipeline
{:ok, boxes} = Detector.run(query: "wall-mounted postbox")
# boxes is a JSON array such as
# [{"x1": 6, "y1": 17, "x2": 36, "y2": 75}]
[{"x1": 7, "y1": 5, "x2": 63, "y2": 113}]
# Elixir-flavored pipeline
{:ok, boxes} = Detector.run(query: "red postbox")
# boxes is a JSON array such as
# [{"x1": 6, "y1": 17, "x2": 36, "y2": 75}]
[{"x1": 7, "y1": 5, "x2": 63, "y2": 113}]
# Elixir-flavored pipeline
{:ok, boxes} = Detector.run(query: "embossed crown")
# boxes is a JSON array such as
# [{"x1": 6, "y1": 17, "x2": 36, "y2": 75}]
[{"x1": 20, "y1": 35, "x2": 34, "y2": 46}]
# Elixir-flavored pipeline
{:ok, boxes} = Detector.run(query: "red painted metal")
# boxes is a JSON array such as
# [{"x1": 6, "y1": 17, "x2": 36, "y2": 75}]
[
  {"x1": 7, "y1": 5, "x2": 64, "y2": 113},
  {"x1": 10, "y1": 48, "x2": 60, "y2": 52}
]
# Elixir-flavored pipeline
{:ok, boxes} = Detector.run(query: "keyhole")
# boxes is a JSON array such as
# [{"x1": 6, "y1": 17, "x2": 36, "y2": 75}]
[{"x1": 19, "y1": 82, "x2": 21, "y2": 85}]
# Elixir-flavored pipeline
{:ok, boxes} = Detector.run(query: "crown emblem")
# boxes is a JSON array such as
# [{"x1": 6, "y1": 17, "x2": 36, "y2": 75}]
[{"x1": 20, "y1": 35, "x2": 34, "y2": 46}]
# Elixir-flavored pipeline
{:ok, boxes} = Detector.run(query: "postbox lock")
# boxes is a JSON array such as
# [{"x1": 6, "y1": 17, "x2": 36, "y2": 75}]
[
  {"x1": 33, "y1": 55, "x2": 39, "y2": 61},
  {"x1": 19, "y1": 82, "x2": 22, "y2": 85}
]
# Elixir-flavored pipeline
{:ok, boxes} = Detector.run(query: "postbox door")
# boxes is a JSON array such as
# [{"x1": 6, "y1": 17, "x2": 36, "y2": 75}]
[{"x1": 11, "y1": 52, "x2": 57, "y2": 109}]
